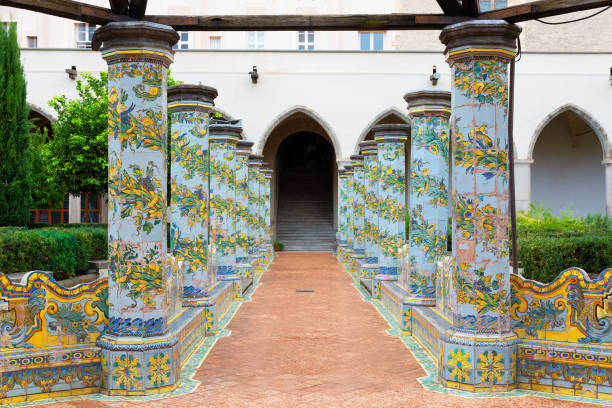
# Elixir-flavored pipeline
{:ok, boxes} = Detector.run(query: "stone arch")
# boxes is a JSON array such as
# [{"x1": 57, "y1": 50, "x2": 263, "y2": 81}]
[
  {"x1": 257, "y1": 105, "x2": 341, "y2": 160},
  {"x1": 528, "y1": 104, "x2": 610, "y2": 161},
  {"x1": 353, "y1": 107, "x2": 410, "y2": 155},
  {"x1": 28, "y1": 103, "x2": 56, "y2": 137},
  {"x1": 530, "y1": 103, "x2": 609, "y2": 216}
]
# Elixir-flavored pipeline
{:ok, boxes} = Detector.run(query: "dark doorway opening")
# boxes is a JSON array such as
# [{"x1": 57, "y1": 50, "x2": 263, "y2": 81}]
[{"x1": 275, "y1": 132, "x2": 335, "y2": 251}]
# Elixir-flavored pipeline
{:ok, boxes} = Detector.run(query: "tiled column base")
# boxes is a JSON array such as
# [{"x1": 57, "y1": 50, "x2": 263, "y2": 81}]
[{"x1": 99, "y1": 307, "x2": 207, "y2": 395}]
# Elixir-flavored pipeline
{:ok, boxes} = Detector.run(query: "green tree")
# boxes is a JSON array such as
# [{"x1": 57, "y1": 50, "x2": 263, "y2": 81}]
[
  {"x1": 0, "y1": 23, "x2": 32, "y2": 226},
  {"x1": 46, "y1": 72, "x2": 108, "y2": 197},
  {"x1": 44, "y1": 71, "x2": 182, "y2": 199}
]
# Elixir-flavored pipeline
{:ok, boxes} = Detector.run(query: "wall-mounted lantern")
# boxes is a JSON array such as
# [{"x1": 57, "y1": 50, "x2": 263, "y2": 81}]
[
  {"x1": 249, "y1": 66, "x2": 259, "y2": 84},
  {"x1": 430, "y1": 65, "x2": 440, "y2": 86},
  {"x1": 65, "y1": 65, "x2": 78, "y2": 80}
]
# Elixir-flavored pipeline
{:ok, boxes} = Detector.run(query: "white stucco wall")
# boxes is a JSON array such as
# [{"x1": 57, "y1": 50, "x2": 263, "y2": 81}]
[
  {"x1": 20, "y1": 49, "x2": 612, "y2": 215},
  {"x1": 531, "y1": 115, "x2": 606, "y2": 216}
]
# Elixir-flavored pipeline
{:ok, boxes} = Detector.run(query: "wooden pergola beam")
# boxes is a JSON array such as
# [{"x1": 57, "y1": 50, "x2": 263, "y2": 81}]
[
  {"x1": 144, "y1": 14, "x2": 469, "y2": 31},
  {"x1": 435, "y1": 0, "x2": 465, "y2": 15},
  {"x1": 128, "y1": 0, "x2": 147, "y2": 19},
  {"x1": 462, "y1": 0, "x2": 481, "y2": 17},
  {"x1": 108, "y1": 0, "x2": 128, "y2": 16},
  {"x1": 0, "y1": 0, "x2": 130, "y2": 25},
  {"x1": 1, "y1": 0, "x2": 612, "y2": 30},
  {"x1": 479, "y1": 0, "x2": 612, "y2": 22}
]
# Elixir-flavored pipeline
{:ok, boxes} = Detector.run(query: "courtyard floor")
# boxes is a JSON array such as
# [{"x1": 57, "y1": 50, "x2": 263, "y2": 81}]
[{"x1": 36, "y1": 252, "x2": 597, "y2": 408}]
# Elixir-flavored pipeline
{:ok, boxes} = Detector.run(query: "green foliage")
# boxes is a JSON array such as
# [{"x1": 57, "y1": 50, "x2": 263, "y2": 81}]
[
  {"x1": 30, "y1": 128, "x2": 63, "y2": 208},
  {"x1": 0, "y1": 23, "x2": 32, "y2": 226},
  {"x1": 0, "y1": 226, "x2": 107, "y2": 280},
  {"x1": 519, "y1": 234, "x2": 612, "y2": 283},
  {"x1": 273, "y1": 241, "x2": 284, "y2": 251},
  {"x1": 403, "y1": 203, "x2": 611, "y2": 283},
  {"x1": 42, "y1": 71, "x2": 182, "y2": 200},
  {"x1": 45, "y1": 72, "x2": 108, "y2": 197}
]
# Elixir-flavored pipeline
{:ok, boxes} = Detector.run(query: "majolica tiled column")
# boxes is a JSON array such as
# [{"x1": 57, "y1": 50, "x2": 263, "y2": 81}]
[
  {"x1": 373, "y1": 125, "x2": 409, "y2": 281},
  {"x1": 248, "y1": 154, "x2": 264, "y2": 272},
  {"x1": 337, "y1": 168, "x2": 349, "y2": 260},
  {"x1": 359, "y1": 141, "x2": 379, "y2": 281},
  {"x1": 439, "y1": 20, "x2": 521, "y2": 390},
  {"x1": 343, "y1": 165, "x2": 354, "y2": 267},
  {"x1": 209, "y1": 121, "x2": 241, "y2": 279},
  {"x1": 168, "y1": 85, "x2": 217, "y2": 301},
  {"x1": 95, "y1": 21, "x2": 181, "y2": 394},
  {"x1": 257, "y1": 164, "x2": 267, "y2": 264},
  {"x1": 235, "y1": 141, "x2": 254, "y2": 286},
  {"x1": 350, "y1": 155, "x2": 365, "y2": 274},
  {"x1": 403, "y1": 90, "x2": 451, "y2": 306},
  {"x1": 262, "y1": 168, "x2": 274, "y2": 265}
]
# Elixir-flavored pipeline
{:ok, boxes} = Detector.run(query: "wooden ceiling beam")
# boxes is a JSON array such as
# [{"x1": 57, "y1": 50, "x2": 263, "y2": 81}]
[
  {"x1": 108, "y1": 0, "x2": 128, "y2": 15},
  {"x1": 145, "y1": 14, "x2": 469, "y2": 31},
  {"x1": 128, "y1": 0, "x2": 147, "y2": 19},
  {"x1": 0, "y1": 0, "x2": 131, "y2": 24},
  {"x1": 462, "y1": 0, "x2": 481, "y2": 17},
  {"x1": 435, "y1": 0, "x2": 465, "y2": 15},
  {"x1": 479, "y1": 0, "x2": 612, "y2": 22}
]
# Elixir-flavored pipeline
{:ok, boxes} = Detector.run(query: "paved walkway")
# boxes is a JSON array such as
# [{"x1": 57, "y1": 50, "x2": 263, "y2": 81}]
[{"x1": 40, "y1": 252, "x2": 595, "y2": 408}]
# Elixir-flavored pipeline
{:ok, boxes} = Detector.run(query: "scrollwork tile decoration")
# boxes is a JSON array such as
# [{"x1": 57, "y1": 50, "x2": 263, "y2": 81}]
[
  {"x1": 403, "y1": 90, "x2": 451, "y2": 306},
  {"x1": 209, "y1": 121, "x2": 242, "y2": 278},
  {"x1": 372, "y1": 124, "x2": 410, "y2": 280},
  {"x1": 168, "y1": 85, "x2": 218, "y2": 299}
]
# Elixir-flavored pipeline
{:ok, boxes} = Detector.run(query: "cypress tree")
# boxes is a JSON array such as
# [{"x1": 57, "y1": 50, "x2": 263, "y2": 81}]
[{"x1": 0, "y1": 23, "x2": 32, "y2": 226}]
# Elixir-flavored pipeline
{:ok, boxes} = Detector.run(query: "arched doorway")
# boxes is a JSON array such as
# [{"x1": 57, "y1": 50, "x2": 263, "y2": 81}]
[
  {"x1": 261, "y1": 108, "x2": 338, "y2": 251},
  {"x1": 275, "y1": 132, "x2": 335, "y2": 251},
  {"x1": 531, "y1": 106, "x2": 607, "y2": 216}
]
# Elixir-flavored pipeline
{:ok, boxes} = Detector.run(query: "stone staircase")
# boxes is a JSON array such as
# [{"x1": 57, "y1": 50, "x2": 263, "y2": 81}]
[{"x1": 276, "y1": 199, "x2": 335, "y2": 252}]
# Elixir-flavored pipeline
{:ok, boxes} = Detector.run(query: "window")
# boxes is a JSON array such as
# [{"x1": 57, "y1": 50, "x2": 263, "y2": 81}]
[
  {"x1": 479, "y1": 0, "x2": 507, "y2": 11},
  {"x1": 359, "y1": 32, "x2": 384, "y2": 51},
  {"x1": 81, "y1": 193, "x2": 100, "y2": 223},
  {"x1": 297, "y1": 31, "x2": 314, "y2": 50},
  {"x1": 173, "y1": 31, "x2": 191, "y2": 50},
  {"x1": 26, "y1": 36, "x2": 37, "y2": 48},
  {"x1": 76, "y1": 23, "x2": 96, "y2": 48},
  {"x1": 248, "y1": 31, "x2": 265, "y2": 49},
  {"x1": 29, "y1": 195, "x2": 69, "y2": 225},
  {"x1": 210, "y1": 36, "x2": 221, "y2": 49}
]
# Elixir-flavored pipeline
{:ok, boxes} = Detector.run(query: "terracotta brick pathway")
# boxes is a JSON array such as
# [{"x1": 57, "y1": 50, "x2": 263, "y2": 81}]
[{"x1": 39, "y1": 252, "x2": 596, "y2": 408}]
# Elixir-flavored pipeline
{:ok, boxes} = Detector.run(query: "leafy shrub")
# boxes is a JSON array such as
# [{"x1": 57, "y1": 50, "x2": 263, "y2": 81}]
[
  {"x1": 518, "y1": 233, "x2": 612, "y2": 283},
  {"x1": 274, "y1": 241, "x2": 284, "y2": 251},
  {"x1": 0, "y1": 226, "x2": 107, "y2": 280}
]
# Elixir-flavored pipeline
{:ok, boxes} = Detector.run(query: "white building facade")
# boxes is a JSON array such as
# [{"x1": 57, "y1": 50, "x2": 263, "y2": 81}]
[{"x1": 3, "y1": 1, "x2": 612, "y2": 228}]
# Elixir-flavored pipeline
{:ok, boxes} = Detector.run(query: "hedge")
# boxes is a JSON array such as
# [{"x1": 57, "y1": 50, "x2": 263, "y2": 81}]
[
  {"x1": 0, "y1": 226, "x2": 107, "y2": 281},
  {"x1": 518, "y1": 233, "x2": 612, "y2": 283}
]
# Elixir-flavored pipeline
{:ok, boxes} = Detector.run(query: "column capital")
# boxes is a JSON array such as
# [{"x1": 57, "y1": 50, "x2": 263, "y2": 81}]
[
  {"x1": 168, "y1": 84, "x2": 218, "y2": 113},
  {"x1": 404, "y1": 89, "x2": 451, "y2": 118},
  {"x1": 350, "y1": 154, "x2": 364, "y2": 167},
  {"x1": 93, "y1": 21, "x2": 179, "y2": 66},
  {"x1": 359, "y1": 140, "x2": 377, "y2": 156},
  {"x1": 440, "y1": 20, "x2": 521, "y2": 65},
  {"x1": 237, "y1": 140, "x2": 254, "y2": 155},
  {"x1": 373, "y1": 124, "x2": 410, "y2": 144},
  {"x1": 209, "y1": 120, "x2": 242, "y2": 143},
  {"x1": 344, "y1": 165, "x2": 354, "y2": 175},
  {"x1": 248, "y1": 154, "x2": 264, "y2": 164}
]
